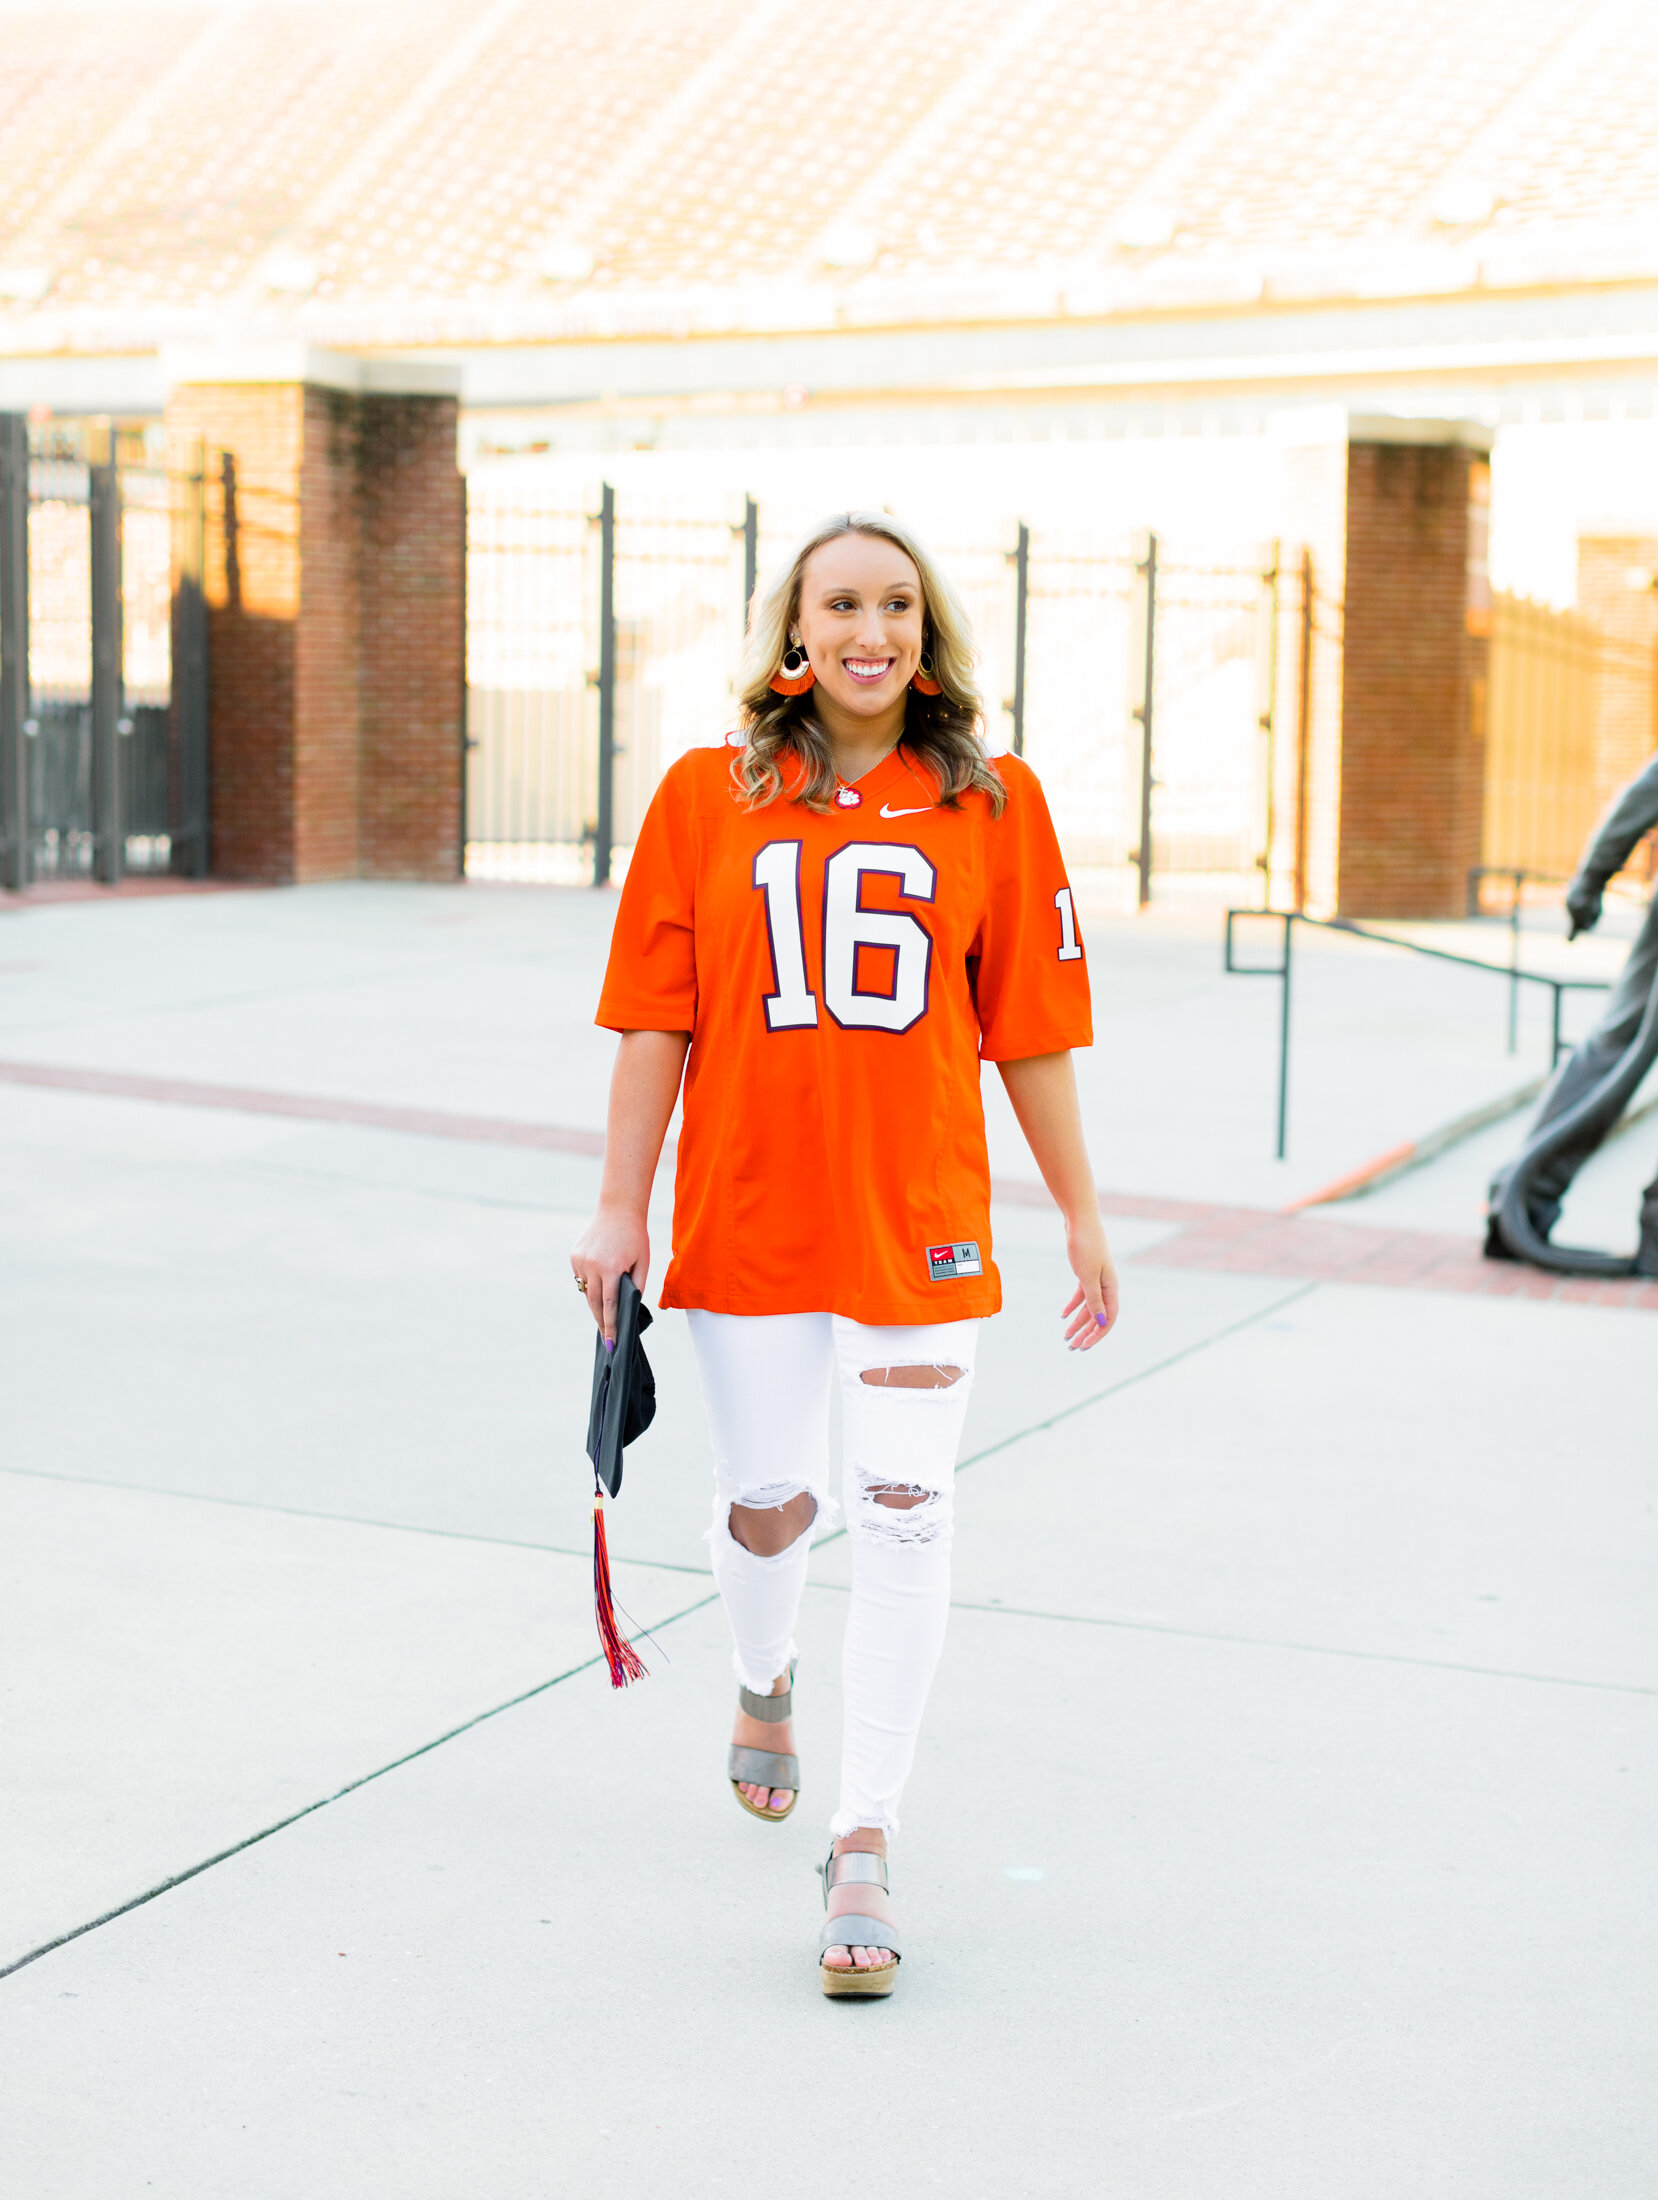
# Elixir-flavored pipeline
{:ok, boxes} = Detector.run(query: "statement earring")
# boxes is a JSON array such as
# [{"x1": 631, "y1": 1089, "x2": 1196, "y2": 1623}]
[
  {"x1": 911, "y1": 649, "x2": 942, "y2": 697},
  {"x1": 769, "y1": 638, "x2": 815, "y2": 696}
]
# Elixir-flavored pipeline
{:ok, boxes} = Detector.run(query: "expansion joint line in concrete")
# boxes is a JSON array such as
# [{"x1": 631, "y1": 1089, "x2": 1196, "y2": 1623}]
[
  {"x1": 808, "y1": 1279, "x2": 1319, "y2": 1568},
  {"x1": 927, "y1": 1595, "x2": 1658, "y2": 1699},
  {"x1": 1, "y1": 1283, "x2": 1318, "y2": 1578},
  {"x1": 961, "y1": 1283, "x2": 1318, "y2": 1472},
  {"x1": 0, "y1": 1464, "x2": 721, "y2": 1577},
  {"x1": 0, "y1": 1590, "x2": 720, "y2": 1986},
  {"x1": 0, "y1": 1285, "x2": 1310, "y2": 1982}
]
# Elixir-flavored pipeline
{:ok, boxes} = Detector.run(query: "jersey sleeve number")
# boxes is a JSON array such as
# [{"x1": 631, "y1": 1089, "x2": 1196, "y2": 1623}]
[
  {"x1": 754, "y1": 840, "x2": 936, "y2": 1034},
  {"x1": 1054, "y1": 886, "x2": 1083, "y2": 962}
]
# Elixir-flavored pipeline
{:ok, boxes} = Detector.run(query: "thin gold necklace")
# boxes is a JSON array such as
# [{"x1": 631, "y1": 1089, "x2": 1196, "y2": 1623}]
[{"x1": 830, "y1": 734, "x2": 903, "y2": 810}]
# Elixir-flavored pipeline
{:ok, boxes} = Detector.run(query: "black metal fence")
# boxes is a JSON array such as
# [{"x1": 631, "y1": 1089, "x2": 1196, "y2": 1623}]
[
  {"x1": 0, "y1": 414, "x2": 207, "y2": 890},
  {"x1": 462, "y1": 465, "x2": 1283, "y2": 898}
]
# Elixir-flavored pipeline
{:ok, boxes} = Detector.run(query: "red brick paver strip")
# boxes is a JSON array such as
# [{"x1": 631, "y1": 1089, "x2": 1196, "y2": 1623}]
[
  {"x1": 0, "y1": 1060, "x2": 604, "y2": 1155},
  {"x1": 2, "y1": 1058, "x2": 1652, "y2": 1311},
  {"x1": 1, "y1": 879, "x2": 249, "y2": 905},
  {"x1": 1128, "y1": 1205, "x2": 1658, "y2": 1311},
  {"x1": 995, "y1": 1159, "x2": 1658, "y2": 1309}
]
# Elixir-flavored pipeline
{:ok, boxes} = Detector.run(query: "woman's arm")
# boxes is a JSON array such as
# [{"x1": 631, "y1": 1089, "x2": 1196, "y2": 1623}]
[
  {"x1": 997, "y1": 1049, "x2": 1119, "y2": 1351},
  {"x1": 571, "y1": 1028, "x2": 690, "y2": 1343}
]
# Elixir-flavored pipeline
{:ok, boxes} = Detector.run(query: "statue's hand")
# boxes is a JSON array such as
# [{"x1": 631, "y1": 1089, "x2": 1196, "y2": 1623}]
[{"x1": 1565, "y1": 875, "x2": 1604, "y2": 940}]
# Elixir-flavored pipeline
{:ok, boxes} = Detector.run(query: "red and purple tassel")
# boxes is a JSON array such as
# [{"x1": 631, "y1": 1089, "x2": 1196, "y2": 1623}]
[{"x1": 592, "y1": 1488, "x2": 647, "y2": 1688}]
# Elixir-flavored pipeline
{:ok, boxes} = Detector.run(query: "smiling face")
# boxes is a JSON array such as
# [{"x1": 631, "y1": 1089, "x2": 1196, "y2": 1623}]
[{"x1": 794, "y1": 532, "x2": 926, "y2": 723}]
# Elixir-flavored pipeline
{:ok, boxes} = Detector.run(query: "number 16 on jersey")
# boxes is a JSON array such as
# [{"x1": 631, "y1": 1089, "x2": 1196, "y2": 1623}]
[
  {"x1": 754, "y1": 839, "x2": 936, "y2": 1035},
  {"x1": 754, "y1": 840, "x2": 1084, "y2": 1036}
]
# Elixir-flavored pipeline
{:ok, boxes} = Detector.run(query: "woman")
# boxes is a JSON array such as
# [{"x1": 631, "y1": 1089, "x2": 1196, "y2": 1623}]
[{"x1": 572, "y1": 511, "x2": 1118, "y2": 1999}]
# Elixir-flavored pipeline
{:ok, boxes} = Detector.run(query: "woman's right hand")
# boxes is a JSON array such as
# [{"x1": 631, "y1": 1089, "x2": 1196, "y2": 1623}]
[{"x1": 571, "y1": 1203, "x2": 650, "y2": 1346}]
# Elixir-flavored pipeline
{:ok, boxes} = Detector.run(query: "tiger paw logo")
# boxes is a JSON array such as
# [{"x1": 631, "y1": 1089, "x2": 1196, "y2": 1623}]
[
  {"x1": 833, "y1": 786, "x2": 863, "y2": 808},
  {"x1": 926, "y1": 1240, "x2": 983, "y2": 1281}
]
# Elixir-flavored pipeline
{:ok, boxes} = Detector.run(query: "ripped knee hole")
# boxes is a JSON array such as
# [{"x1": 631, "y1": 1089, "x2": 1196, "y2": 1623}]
[
  {"x1": 728, "y1": 1489, "x2": 817, "y2": 1556},
  {"x1": 858, "y1": 1363, "x2": 964, "y2": 1390},
  {"x1": 850, "y1": 1472, "x2": 953, "y2": 1543}
]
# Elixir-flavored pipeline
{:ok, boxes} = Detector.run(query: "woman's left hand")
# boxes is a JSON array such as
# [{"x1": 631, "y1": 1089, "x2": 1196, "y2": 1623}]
[{"x1": 1061, "y1": 1216, "x2": 1119, "y2": 1350}]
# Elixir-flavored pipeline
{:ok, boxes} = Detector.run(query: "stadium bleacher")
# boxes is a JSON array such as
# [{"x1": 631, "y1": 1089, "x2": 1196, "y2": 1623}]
[
  {"x1": 0, "y1": 5, "x2": 191, "y2": 271},
  {"x1": 2, "y1": 0, "x2": 1656, "y2": 348},
  {"x1": 318, "y1": 0, "x2": 755, "y2": 303}
]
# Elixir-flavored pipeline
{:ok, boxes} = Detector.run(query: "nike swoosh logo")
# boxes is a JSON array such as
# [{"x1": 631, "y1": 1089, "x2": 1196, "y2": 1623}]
[{"x1": 880, "y1": 803, "x2": 931, "y2": 818}]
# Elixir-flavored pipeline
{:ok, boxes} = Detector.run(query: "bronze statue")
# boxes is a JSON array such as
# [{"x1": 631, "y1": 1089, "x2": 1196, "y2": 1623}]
[{"x1": 1487, "y1": 753, "x2": 1658, "y2": 1277}]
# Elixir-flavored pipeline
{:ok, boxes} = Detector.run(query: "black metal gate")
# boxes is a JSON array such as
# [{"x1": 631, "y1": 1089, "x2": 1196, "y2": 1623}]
[{"x1": 0, "y1": 414, "x2": 208, "y2": 888}]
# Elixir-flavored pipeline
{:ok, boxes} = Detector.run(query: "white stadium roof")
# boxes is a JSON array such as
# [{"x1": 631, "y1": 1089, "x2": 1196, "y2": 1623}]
[{"x1": 2, "y1": 0, "x2": 1656, "y2": 426}]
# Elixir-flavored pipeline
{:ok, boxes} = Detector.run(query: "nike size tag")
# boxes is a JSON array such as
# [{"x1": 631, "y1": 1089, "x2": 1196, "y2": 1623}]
[{"x1": 926, "y1": 1240, "x2": 983, "y2": 1281}]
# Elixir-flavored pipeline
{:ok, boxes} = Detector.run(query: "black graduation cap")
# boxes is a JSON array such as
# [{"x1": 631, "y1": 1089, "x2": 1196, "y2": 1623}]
[
  {"x1": 584, "y1": 1271, "x2": 655, "y2": 1686},
  {"x1": 585, "y1": 1270, "x2": 656, "y2": 1499}
]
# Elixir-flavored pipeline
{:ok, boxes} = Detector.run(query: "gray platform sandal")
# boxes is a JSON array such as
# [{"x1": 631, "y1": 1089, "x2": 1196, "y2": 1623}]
[
  {"x1": 817, "y1": 1846, "x2": 900, "y2": 1998},
  {"x1": 727, "y1": 1667, "x2": 798, "y2": 1822}
]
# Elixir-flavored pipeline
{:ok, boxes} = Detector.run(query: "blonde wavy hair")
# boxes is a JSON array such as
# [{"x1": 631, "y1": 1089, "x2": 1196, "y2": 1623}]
[{"x1": 733, "y1": 510, "x2": 1006, "y2": 815}]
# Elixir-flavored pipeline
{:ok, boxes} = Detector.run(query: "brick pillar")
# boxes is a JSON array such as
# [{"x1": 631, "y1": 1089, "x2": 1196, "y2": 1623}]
[
  {"x1": 357, "y1": 397, "x2": 466, "y2": 878},
  {"x1": 295, "y1": 386, "x2": 363, "y2": 880},
  {"x1": 1278, "y1": 413, "x2": 1492, "y2": 919},
  {"x1": 164, "y1": 382, "x2": 302, "y2": 883},
  {"x1": 1336, "y1": 424, "x2": 1491, "y2": 918},
  {"x1": 164, "y1": 353, "x2": 462, "y2": 884}
]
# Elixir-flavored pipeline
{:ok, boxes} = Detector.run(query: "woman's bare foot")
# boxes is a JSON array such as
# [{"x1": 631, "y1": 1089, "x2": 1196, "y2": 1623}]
[
  {"x1": 822, "y1": 1827, "x2": 896, "y2": 1972},
  {"x1": 732, "y1": 1669, "x2": 794, "y2": 1816}
]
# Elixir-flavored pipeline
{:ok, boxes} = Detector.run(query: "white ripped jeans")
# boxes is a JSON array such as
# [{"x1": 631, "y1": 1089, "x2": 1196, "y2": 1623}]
[{"x1": 688, "y1": 1310, "x2": 980, "y2": 1840}]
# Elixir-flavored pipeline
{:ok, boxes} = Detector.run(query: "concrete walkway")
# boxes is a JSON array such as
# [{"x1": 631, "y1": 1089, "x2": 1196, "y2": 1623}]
[{"x1": 0, "y1": 882, "x2": 1651, "y2": 2197}]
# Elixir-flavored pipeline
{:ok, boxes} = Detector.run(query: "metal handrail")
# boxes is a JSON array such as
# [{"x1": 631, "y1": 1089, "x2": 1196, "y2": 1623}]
[
  {"x1": 1464, "y1": 865, "x2": 1593, "y2": 1049},
  {"x1": 1224, "y1": 907, "x2": 1612, "y2": 1160}
]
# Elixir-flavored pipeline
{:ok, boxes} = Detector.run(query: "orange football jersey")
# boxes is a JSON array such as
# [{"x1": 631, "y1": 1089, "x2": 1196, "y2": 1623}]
[{"x1": 596, "y1": 738, "x2": 1092, "y2": 1323}]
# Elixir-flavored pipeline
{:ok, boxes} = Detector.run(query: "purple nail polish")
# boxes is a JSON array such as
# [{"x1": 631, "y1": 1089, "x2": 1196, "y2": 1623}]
[
  {"x1": 605, "y1": 1339, "x2": 615, "y2": 1354},
  {"x1": 1096, "y1": 1312, "x2": 1108, "y2": 1327}
]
